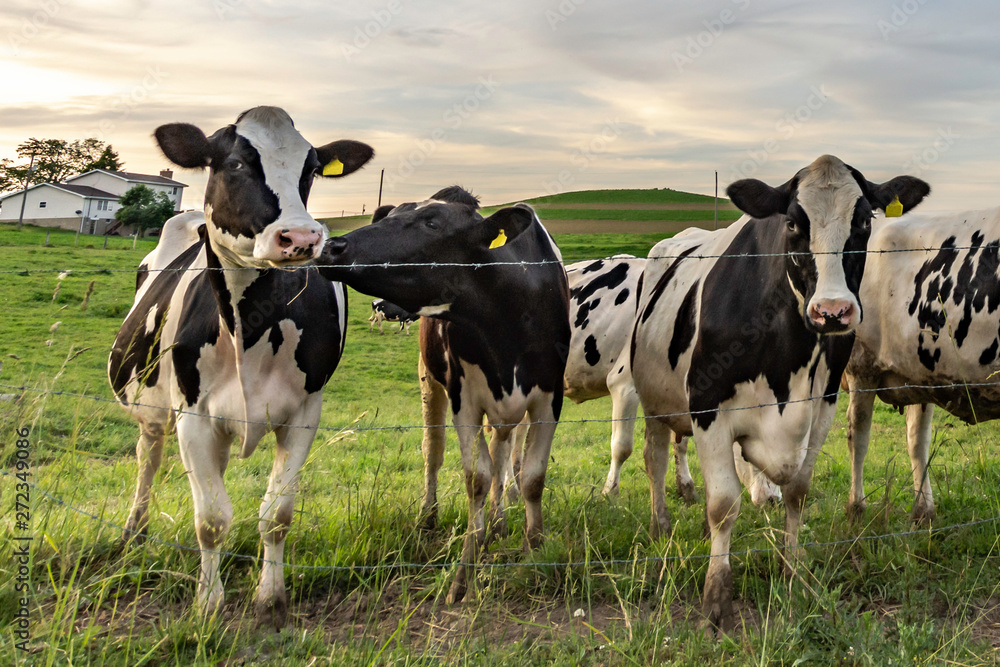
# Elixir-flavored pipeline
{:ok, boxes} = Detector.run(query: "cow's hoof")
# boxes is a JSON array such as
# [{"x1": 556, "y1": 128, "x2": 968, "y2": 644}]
[
  {"x1": 489, "y1": 517, "x2": 510, "y2": 541},
  {"x1": 649, "y1": 514, "x2": 672, "y2": 541},
  {"x1": 846, "y1": 501, "x2": 867, "y2": 523},
  {"x1": 117, "y1": 525, "x2": 147, "y2": 552},
  {"x1": 702, "y1": 567, "x2": 735, "y2": 637},
  {"x1": 678, "y1": 480, "x2": 699, "y2": 505},
  {"x1": 446, "y1": 575, "x2": 468, "y2": 605},
  {"x1": 601, "y1": 482, "x2": 620, "y2": 498},
  {"x1": 504, "y1": 485, "x2": 521, "y2": 504},
  {"x1": 418, "y1": 509, "x2": 438, "y2": 532},
  {"x1": 910, "y1": 503, "x2": 936, "y2": 526},
  {"x1": 254, "y1": 595, "x2": 287, "y2": 631},
  {"x1": 524, "y1": 530, "x2": 544, "y2": 552}
]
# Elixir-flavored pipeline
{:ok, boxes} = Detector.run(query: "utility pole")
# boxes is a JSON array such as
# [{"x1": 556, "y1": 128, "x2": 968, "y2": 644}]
[
  {"x1": 713, "y1": 170, "x2": 718, "y2": 231},
  {"x1": 15, "y1": 153, "x2": 36, "y2": 230},
  {"x1": 377, "y1": 168, "x2": 384, "y2": 208}
]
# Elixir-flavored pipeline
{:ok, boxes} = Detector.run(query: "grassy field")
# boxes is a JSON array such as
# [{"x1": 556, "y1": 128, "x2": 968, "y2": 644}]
[
  {"x1": 2, "y1": 219, "x2": 1000, "y2": 666},
  {"x1": 324, "y1": 187, "x2": 742, "y2": 234}
]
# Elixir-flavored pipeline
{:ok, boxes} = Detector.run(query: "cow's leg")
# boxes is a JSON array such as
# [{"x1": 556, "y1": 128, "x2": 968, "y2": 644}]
[
  {"x1": 906, "y1": 403, "x2": 935, "y2": 525},
  {"x1": 253, "y1": 397, "x2": 320, "y2": 630},
  {"x1": 487, "y1": 421, "x2": 516, "y2": 540},
  {"x1": 697, "y1": 424, "x2": 741, "y2": 635},
  {"x1": 121, "y1": 420, "x2": 166, "y2": 546},
  {"x1": 845, "y1": 375, "x2": 876, "y2": 521},
  {"x1": 176, "y1": 415, "x2": 232, "y2": 617},
  {"x1": 418, "y1": 355, "x2": 448, "y2": 530},
  {"x1": 780, "y1": 399, "x2": 835, "y2": 576},
  {"x1": 733, "y1": 443, "x2": 782, "y2": 507},
  {"x1": 520, "y1": 398, "x2": 557, "y2": 550},
  {"x1": 403, "y1": 321, "x2": 411, "y2": 336},
  {"x1": 447, "y1": 405, "x2": 489, "y2": 605},
  {"x1": 673, "y1": 433, "x2": 698, "y2": 504},
  {"x1": 603, "y1": 371, "x2": 639, "y2": 497},
  {"x1": 642, "y1": 418, "x2": 673, "y2": 538},
  {"x1": 368, "y1": 315, "x2": 376, "y2": 334},
  {"x1": 504, "y1": 416, "x2": 528, "y2": 503}
]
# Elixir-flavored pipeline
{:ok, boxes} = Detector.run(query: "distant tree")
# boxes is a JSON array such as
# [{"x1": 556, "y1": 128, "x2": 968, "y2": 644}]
[
  {"x1": 115, "y1": 185, "x2": 175, "y2": 233},
  {"x1": 0, "y1": 138, "x2": 124, "y2": 193},
  {"x1": 83, "y1": 146, "x2": 124, "y2": 173}
]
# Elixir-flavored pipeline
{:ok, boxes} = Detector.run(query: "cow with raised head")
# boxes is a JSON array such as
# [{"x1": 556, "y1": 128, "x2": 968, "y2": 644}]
[
  {"x1": 844, "y1": 206, "x2": 1000, "y2": 524},
  {"x1": 108, "y1": 107, "x2": 373, "y2": 628},
  {"x1": 318, "y1": 186, "x2": 569, "y2": 604},
  {"x1": 561, "y1": 254, "x2": 781, "y2": 506},
  {"x1": 628, "y1": 155, "x2": 929, "y2": 632}
]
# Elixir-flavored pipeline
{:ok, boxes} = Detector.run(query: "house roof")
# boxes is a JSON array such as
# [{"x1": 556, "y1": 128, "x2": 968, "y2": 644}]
[
  {"x1": 54, "y1": 184, "x2": 119, "y2": 198},
  {"x1": 0, "y1": 181, "x2": 118, "y2": 202},
  {"x1": 65, "y1": 169, "x2": 188, "y2": 187}
]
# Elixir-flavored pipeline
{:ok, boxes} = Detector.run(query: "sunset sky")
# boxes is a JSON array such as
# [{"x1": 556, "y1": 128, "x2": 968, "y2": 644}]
[{"x1": 1, "y1": 0, "x2": 997, "y2": 216}]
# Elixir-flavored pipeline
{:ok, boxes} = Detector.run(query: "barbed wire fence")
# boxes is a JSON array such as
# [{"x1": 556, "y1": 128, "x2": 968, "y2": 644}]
[{"x1": 3, "y1": 239, "x2": 1000, "y2": 577}]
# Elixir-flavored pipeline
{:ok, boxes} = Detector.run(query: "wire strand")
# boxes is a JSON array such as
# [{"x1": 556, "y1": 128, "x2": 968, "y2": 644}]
[
  {"x1": 3, "y1": 380, "x2": 1000, "y2": 433},
  {"x1": 3, "y1": 471, "x2": 996, "y2": 572},
  {"x1": 0, "y1": 244, "x2": 985, "y2": 275}
]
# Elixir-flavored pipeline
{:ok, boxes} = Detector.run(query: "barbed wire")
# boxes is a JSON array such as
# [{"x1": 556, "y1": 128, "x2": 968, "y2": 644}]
[
  {"x1": 2, "y1": 470, "x2": 997, "y2": 572},
  {"x1": 0, "y1": 243, "x2": 987, "y2": 276},
  {"x1": 3, "y1": 380, "x2": 999, "y2": 434}
]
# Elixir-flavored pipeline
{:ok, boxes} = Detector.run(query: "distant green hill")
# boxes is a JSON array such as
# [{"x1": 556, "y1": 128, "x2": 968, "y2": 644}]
[
  {"x1": 514, "y1": 187, "x2": 725, "y2": 206},
  {"x1": 321, "y1": 187, "x2": 742, "y2": 234}
]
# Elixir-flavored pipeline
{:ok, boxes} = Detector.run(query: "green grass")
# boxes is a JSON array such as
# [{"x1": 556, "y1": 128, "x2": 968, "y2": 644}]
[
  {"x1": 324, "y1": 187, "x2": 741, "y2": 233},
  {"x1": 523, "y1": 188, "x2": 725, "y2": 206},
  {"x1": 2, "y1": 222, "x2": 1000, "y2": 665}
]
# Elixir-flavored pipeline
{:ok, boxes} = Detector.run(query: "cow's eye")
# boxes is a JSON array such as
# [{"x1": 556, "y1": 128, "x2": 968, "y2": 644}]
[
  {"x1": 225, "y1": 158, "x2": 244, "y2": 172},
  {"x1": 425, "y1": 220, "x2": 438, "y2": 230},
  {"x1": 786, "y1": 218, "x2": 796, "y2": 232}
]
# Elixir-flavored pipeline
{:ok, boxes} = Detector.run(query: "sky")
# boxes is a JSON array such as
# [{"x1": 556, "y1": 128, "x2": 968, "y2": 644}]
[{"x1": 1, "y1": 0, "x2": 997, "y2": 216}]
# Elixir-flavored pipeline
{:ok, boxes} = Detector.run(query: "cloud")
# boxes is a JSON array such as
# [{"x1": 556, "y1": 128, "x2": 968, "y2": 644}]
[{"x1": 0, "y1": 0, "x2": 997, "y2": 213}]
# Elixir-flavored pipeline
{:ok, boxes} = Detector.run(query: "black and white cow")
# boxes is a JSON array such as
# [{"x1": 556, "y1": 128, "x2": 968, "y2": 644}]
[
  {"x1": 108, "y1": 107, "x2": 373, "y2": 628},
  {"x1": 562, "y1": 255, "x2": 781, "y2": 506},
  {"x1": 318, "y1": 186, "x2": 569, "y2": 604},
  {"x1": 844, "y1": 206, "x2": 1000, "y2": 524},
  {"x1": 368, "y1": 298, "x2": 418, "y2": 335},
  {"x1": 628, "y1": 155, "x2": 928, "y2": 632}
]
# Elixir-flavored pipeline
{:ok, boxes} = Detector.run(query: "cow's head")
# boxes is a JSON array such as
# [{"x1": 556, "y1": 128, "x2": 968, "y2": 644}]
[
  {"x1": 154, "y1": 106, "x2": 373, "y2": 269},
  {"x1": 727, "y1": 155, "x2": 929, "y2": 335},
  {"x1": 318, "y1": 186, "x2": 540, "y2": 318}
]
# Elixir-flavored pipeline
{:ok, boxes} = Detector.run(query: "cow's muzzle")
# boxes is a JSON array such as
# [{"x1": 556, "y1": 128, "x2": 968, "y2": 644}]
[{"x1": 807, "y1": 298, "x2": 857, "y2": 333}]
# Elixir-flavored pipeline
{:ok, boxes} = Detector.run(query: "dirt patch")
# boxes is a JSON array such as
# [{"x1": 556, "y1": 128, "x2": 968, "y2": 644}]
[
  {"x1": 293, "y1": 580, "x2": 764, "y2": 656},
  {"x1": 968, "y1": 598, "x2": 1000, "y2": 648}
]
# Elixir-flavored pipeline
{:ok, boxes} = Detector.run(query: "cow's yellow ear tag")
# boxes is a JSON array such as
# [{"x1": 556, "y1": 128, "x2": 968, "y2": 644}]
[
  {"x1": 489, "y1": 229, "x2": 507, "y2": 249},
  {"x1": 885, "y1": 195, "x2": 903, "y2": 218},
  {"x1": 322, "y1": 158, "x2": 345, "y2": 176}
]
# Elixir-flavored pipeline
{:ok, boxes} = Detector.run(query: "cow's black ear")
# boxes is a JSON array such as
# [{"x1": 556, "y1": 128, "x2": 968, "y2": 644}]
[
  {"x1": 155, "y1": 123, "x2": 212, "y2": 169},
  {"x1": 371, "y1": 204, "x2": 395, "y2": 224},
  {"x1": 727, "y1": 177, "x2": 795, "y2": 219},
  {"x1": 315, "y1": 140, "x2": 374, "y2": 178},
  {"x1": 482, "y1": 204, "x2": 536, "y2": 248},
  {"x1": 866, "y1": 175, "x2": 931, "y2": 214}
]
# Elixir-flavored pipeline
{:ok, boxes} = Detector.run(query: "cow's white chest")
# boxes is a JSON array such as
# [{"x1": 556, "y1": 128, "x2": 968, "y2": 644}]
[
  {"x1": 457, "y1": 360, "x2": 542, "y2": 427},
  {"x1": 188, "y1": 318, "x2": 310, "y2": 442},
  {"x1": 718, "y1": 346, "x2": 831, "y2": 483}
]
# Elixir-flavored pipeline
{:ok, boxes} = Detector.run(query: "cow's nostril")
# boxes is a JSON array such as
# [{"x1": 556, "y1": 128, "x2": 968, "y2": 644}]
[{"x1": 278, "y1": 234, "x2": 292, "y2": 249}]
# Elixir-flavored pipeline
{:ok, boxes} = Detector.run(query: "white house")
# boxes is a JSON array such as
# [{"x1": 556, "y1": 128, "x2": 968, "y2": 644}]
[{"x1": 0, "y1": 169, "x2": 187, "y2": 235}]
